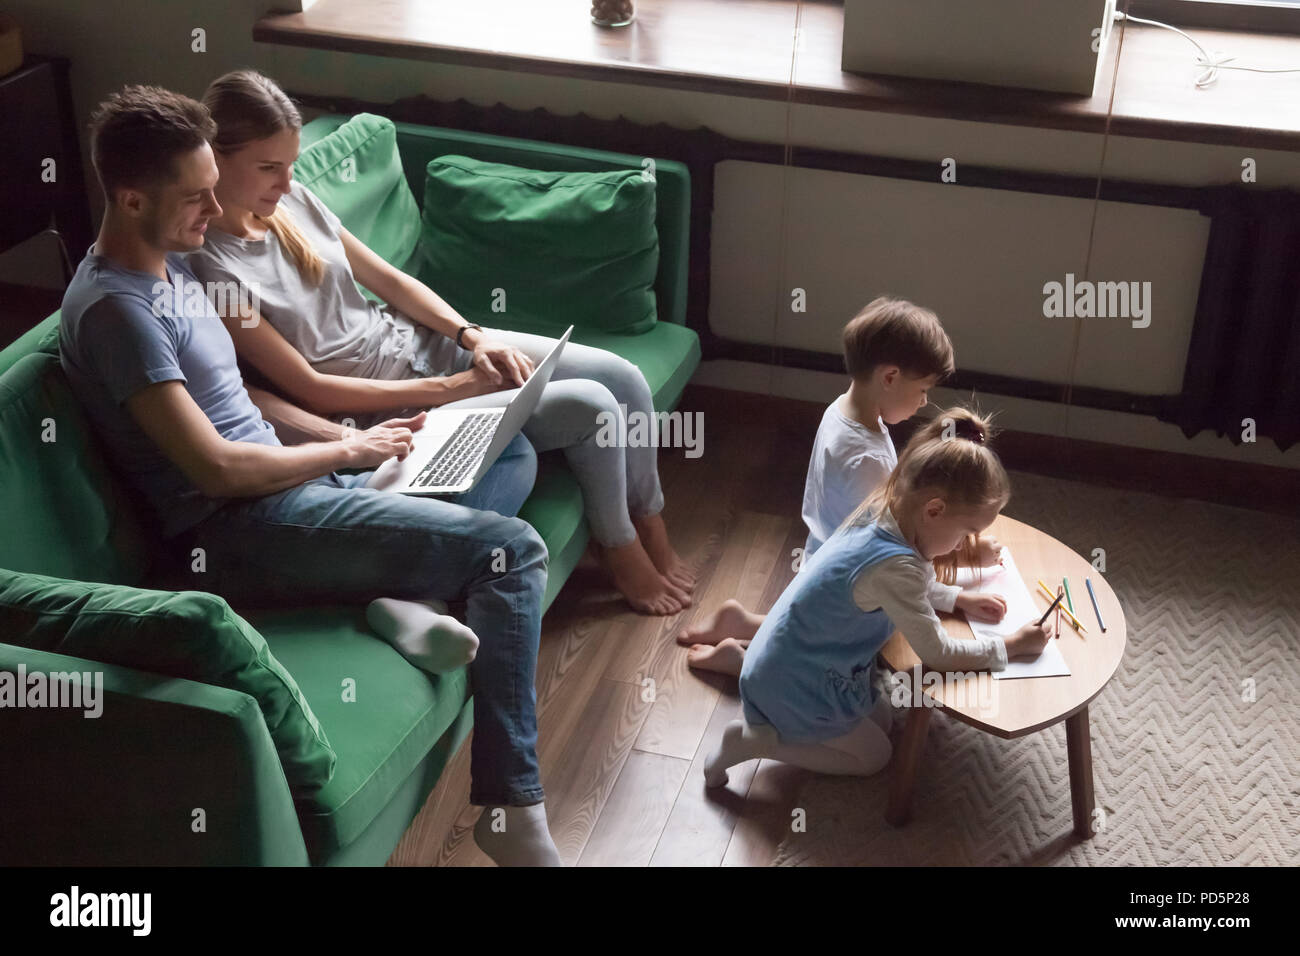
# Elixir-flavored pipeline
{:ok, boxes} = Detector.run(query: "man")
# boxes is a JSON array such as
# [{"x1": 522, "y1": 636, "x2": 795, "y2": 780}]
[{"x1": 58, "y1": 85, "x2": 559, "y2": 866}]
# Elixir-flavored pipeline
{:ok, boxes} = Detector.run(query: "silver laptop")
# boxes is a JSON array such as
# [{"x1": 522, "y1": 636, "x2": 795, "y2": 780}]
[{"x1": 366, "y1": 326, "x2": 572, "y2": 495}]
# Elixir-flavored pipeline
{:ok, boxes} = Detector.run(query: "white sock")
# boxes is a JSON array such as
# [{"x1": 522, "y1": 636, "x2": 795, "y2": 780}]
[
  {"x1": 365, "y1": 598, "x2": 479, "y2": 675},
  {"x1": 704, "y1": 718, "x2": 779, "y2": 788},
  {"x1": 473, "y1": 802, "x2": 563, "y2": 867},
  {"x1": 706, "y1": 715, "x2": 891, "y2": 784}
]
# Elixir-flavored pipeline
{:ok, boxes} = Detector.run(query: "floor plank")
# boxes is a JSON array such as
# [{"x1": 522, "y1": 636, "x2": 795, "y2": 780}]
[
  {"x1": 721, "y1": 759, "x2": 813, "y2": 867},
  {"x1": 634, "y1": 512, "x2": 789, "y2": 759},
  {"x1": 391, "y1": 386, "x2": 814, "y2": 867},
  {"x1": 649, "y1": 693, "x2": 760, "y2": 867},
  {"x1": 578, "y1": 749, "x2": 691, "y2": 867}
]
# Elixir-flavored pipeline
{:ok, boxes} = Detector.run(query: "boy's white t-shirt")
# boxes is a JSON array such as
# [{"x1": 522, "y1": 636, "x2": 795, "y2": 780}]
[{"x1": 800, "y1": 394, "x2": 959, "y2": 612}]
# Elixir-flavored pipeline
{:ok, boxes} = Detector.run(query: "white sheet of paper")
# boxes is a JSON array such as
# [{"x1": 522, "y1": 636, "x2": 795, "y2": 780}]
[{"x1": 953, "y1": 549, "x2": 1071, "y2": 680}]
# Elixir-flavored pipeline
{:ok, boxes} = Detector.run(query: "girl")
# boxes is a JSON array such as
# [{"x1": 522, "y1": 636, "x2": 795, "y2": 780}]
[
  {"x1": 189, "y1": 70, "x2": 694, "y2": 616},
  {"x1": 704, "y1": 407, "x2": 1053, "y2": 785}
]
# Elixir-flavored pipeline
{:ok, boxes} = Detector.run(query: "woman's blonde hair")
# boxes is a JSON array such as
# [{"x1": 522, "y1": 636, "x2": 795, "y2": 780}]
[
  {"x1": 839, "y1": 406, "x2": 1011, "y2": 584},
  {"x1": 202, "y1": 70, "x2": 324, "y2": 285}
]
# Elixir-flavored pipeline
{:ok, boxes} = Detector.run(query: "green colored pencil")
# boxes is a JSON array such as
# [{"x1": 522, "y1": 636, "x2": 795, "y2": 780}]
[{"x1": 1063, "y1": 577, "x2": 1075, "y2": 614}]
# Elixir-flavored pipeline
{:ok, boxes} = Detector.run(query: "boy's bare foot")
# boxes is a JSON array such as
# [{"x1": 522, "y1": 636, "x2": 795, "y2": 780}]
[
  {"x1": 632, "y1": 512, "x2": 696, "y2": 593},
  {"x1": 602, "y1": 537, "x2": 692, "y2": 616},
  {"x1": 686, "y1": 637, "x2": 750, "y2": 677},
  {"x1": 676, "y1": 598, "x2": 765, "y2": 647}
]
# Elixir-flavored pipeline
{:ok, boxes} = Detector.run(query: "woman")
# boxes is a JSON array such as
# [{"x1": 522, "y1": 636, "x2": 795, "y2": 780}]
[{"x1": 191, "y1": 70, "x2": 694, "y2": 615}]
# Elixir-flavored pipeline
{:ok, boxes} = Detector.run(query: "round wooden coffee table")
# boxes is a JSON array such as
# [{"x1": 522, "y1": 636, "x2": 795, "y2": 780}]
[{"x1": 879, "y1": 514, "x2": 1126, "y2": 838}]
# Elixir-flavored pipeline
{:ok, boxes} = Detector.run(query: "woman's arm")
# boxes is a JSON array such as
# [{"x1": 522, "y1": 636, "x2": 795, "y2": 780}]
[
  {"x1": 340, "y1": 227, "x2": 534, "y2": 386},
  {"x1": 245, "y1": 385, "x2": 349, "y2": 443},
  {"x1": 215, "y1": 303, "x2": 494, "y2": 413}
]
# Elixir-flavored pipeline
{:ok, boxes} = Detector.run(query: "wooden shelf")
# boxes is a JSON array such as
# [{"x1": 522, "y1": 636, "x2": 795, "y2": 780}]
[{"x1": 254, "y1": 0, "x2": 1300, "y2": 150}]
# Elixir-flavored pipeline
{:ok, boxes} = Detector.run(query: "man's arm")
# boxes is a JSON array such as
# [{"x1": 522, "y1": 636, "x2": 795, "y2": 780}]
[{"x1": 125, "y1": 381, "x2": 414, "y2": 498}]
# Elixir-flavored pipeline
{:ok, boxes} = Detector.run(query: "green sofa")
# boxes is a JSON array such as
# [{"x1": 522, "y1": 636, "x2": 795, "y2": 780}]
[{"x1": 0, "y1": 114, "x2": 699, "y2": 865}]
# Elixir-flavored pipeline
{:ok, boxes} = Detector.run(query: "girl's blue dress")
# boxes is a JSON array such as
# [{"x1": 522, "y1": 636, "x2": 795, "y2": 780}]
[{"x1": 739, "y1": 518, "x2": 915, "y2": 744}]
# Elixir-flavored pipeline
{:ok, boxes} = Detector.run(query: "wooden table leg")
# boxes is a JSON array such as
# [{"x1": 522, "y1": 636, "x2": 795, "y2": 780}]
[
  {"x1": 886, "y1": 704, "x2": 932, "y2": 827},
  {"x1": 1065, "y1": 705, "x2": 1096, "y2": 840}
]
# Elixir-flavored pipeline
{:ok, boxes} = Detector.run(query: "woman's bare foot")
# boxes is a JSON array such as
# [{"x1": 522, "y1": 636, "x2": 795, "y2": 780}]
[
  {"x1": 602, "y1": 537, "x2": 692, "y2": 616},
  {"x1": 632, "y1": 512, "x2": 695, "y2": 593},
  {"x1": 676, "y1": 598, "x2": 765, "y2": 647},
  {"x1": 686, "y1": 638, "x2": 750, "y2": 677}
]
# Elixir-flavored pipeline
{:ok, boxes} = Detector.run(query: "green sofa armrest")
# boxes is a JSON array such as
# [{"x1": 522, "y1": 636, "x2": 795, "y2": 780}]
[
  {"x1": 0, "y1": 642, "x2": 310, "y2": 866},
  {"x1": 0, "y1": 311, "x2": 61, "y2": 377}
]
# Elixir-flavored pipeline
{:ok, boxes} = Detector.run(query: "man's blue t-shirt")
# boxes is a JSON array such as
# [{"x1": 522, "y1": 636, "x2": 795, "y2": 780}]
[{"x1": 59, "y1": 245, "x2": 282, "y2": 537}]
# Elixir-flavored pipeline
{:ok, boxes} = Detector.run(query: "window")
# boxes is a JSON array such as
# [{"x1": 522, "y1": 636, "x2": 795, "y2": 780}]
[{"x1": 1130, "y1": 0, "x2": 1300, "y2": 34}]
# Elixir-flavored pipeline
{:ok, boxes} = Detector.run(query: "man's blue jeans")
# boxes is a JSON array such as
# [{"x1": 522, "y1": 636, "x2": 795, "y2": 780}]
[{"x1": 182, "y1": 434, "x2": 547, "y2": 806}]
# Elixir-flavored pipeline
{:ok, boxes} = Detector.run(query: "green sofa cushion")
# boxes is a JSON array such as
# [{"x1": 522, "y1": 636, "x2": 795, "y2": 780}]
[
  {"x1": 417, "y1": 155, "x2": 659, "y2": 335},
  {"x1": 569, "y1": 322, "x2": 701, "y2": 413},
  {"x1": 293, "y1": 113, "x2": 422, "y2": 278},
  {"x1": 244, "y1": 605, "x2": 471, "y2": 862},
  {"x1": 0, "y1": 352, "x2": 151, "y2": 584},
  {"x1": 0, "y1": 569, "x2": 338, "y2": 795}
]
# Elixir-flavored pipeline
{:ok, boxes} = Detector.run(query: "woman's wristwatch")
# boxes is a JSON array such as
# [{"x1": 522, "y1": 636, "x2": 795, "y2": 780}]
[{"x1": 455, "y1": 323, "x2": 482, "y2": 349}]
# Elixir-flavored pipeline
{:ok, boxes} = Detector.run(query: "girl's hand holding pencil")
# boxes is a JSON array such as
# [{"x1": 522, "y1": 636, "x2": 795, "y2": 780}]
[{"x1": 1004, "y1": 619, "x2": 1055, "y2": 660}]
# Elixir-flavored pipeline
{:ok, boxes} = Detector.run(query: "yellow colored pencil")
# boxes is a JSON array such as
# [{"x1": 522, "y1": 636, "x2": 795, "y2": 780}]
[{"x1": 1036, "y1": 579, "x2": 1088, "y2": 633}]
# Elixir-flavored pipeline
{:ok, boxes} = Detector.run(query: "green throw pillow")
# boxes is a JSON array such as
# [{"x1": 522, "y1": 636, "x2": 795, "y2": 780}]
[
  {"x1": 416, "y1": 155, "x2": 659, "y2": 335},
  {"x1": 0, "y1": 569, "x2": 337, "y2": 794},
  {"x1": 293, "y1": 112, "x2": 421, "y2": 278}
]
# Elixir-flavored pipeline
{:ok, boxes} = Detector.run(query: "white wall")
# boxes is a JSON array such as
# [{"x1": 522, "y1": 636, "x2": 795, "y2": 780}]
[{"x1": 5, "y1": 0, "x2": 1297, "y2": 469}]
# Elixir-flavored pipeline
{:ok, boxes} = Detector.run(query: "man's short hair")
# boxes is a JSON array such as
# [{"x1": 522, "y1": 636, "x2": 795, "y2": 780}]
[
  {"x1": 842, "y1": 296, "x2": 956, "y2": 381},
  {"x1": 89, "y1": 85, "x2": 216, "y2": 202}
]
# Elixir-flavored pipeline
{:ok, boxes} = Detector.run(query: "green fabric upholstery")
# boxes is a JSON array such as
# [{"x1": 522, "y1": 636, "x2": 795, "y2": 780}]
[
  {"x1": 241, "y1": 604, "x2": 469, "y2": 862},
  {"x1": 0, "y1": 568, "x2": 338, "y2": 795},
  {"x1": 293, "y1": 113, "x2": 422, "y2": 277},
  {"x1": 0, "y1": 352, "x2": 151, "y2": 584},
  {"x1": 570, "y1": 322, "x2": 701, "y2": 414},
  {"x1": 298, "y1": 116, "x2": 692, "y2": 330},
  {"x1": 417, "y1": 155, "x2": 659, "y2": 335},
  {"x1": 0, "y1": 310, "x2": 60, "y2": 376},
  {"x1": 0, "y1": 641, "x2": 309, "y2": 866}
]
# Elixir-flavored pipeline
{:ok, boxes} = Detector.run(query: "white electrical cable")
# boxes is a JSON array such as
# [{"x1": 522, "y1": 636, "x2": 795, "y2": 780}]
[{"x1": 1116, "y1": 10, "x2": 1300, "y2": 88}]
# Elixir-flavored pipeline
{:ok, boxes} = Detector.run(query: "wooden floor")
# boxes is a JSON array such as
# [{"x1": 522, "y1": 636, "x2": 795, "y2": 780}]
[{"x1": 388, "y1": 385, "x2": 827, "y2": 866}]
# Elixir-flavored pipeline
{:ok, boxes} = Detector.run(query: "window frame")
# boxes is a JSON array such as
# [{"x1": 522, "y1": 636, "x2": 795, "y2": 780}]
[{"x1": 1129, "y1": 0, "x2": 1300, "y2": 35}]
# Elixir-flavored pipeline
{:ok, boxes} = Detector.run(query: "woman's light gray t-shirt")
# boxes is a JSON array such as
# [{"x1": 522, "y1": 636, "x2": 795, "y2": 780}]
[{"x1": 187, "y1": 180, "x2": 437, "y2": 381}]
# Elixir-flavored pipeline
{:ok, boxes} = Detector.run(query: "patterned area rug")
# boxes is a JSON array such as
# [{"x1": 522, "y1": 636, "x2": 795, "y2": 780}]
[{"x1": 770, "y1": 470, "x2": 1300, "y2": 866}]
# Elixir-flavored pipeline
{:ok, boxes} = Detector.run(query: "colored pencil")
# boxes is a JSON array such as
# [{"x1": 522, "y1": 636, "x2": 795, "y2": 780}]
[
  {"x1": 1036, "y1": 580, "x2": 1087, "y2": 633},
  {"x1": 1086, "y1": 577, "x2": 1107, "y2": 632},
  {"x1": 1037, "y1": 590, "x2": 1064, "y2": 627},
  {"x1": 1063, "y1": 577, "x2": 1075, "y2": 613},
  {"x1": 1055, "y1": 585, "x2": 1064, "y2": 639}
]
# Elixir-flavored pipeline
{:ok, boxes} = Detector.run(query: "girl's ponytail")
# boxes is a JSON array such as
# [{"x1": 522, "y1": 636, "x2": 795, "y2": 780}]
[{"x1": 838, "y1": 406, "x2": 1009, "y2": 582}]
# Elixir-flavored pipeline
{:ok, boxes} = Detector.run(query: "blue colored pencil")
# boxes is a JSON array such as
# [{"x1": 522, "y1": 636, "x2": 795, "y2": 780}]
[{"x1": 1086, "y1": 578, "x2": 1107, "y2": 632}]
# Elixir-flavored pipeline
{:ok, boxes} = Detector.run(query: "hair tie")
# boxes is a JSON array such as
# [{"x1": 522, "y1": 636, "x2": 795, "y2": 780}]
[{"x1": 952, "y1": 418, "x2": 985, "y2": 444}]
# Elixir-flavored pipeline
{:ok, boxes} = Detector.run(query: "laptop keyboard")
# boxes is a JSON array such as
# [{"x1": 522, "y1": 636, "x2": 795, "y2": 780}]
[{"x1": 414, "y1": 411, "x2": 503, "y2": 489}]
